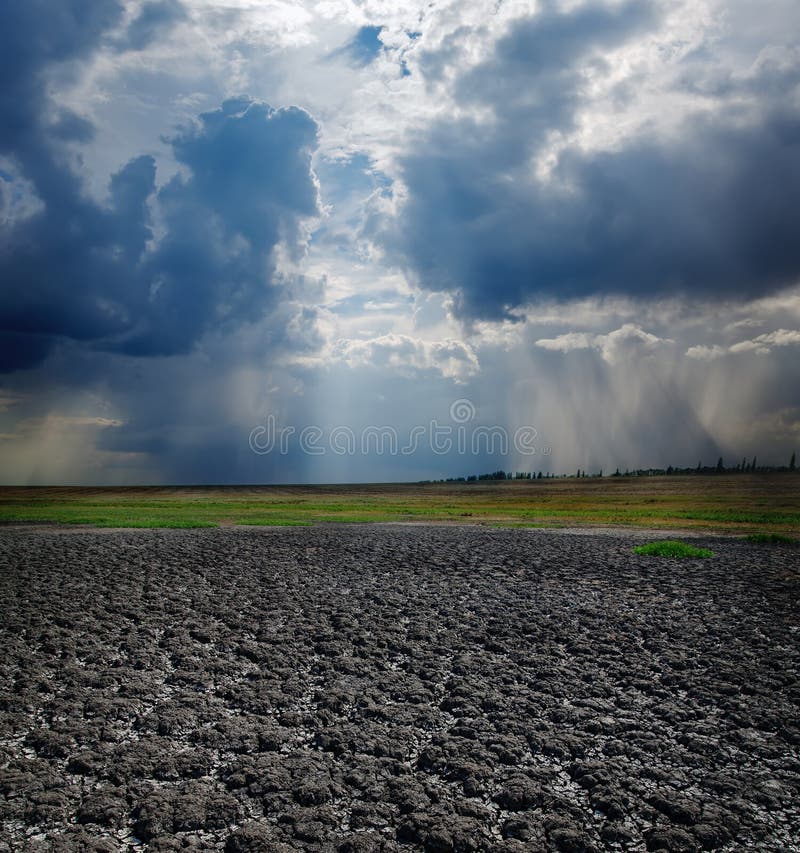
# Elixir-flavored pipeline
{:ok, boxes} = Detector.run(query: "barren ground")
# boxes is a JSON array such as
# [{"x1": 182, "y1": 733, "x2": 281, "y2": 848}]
[{"x1": 0, "y1": 525, "x2": 798, "y2": 852}]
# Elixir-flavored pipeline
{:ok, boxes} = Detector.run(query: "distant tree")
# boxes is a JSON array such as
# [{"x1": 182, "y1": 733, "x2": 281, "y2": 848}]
[
  {"x1": 791, "y1": 451, "x2": 796, "y2": 471},
  {"x1": 742, "y1": 456, "x2": 747, "y2": 472},
  {"x1": 667, "y1": 465, "x2": 673, "y2": 475},
  {"x1": 716, "y1": 457, "x2": 724, "y2": 472},
  {"x1": 537, "y1": 471, "x2": 543, "y2": 479},
  {"x1": 752, "y1": 455, "x2": 757, "y2": 472},
  {"x1": 696, "y1": 460, "x2": 702, "y2": 472}
]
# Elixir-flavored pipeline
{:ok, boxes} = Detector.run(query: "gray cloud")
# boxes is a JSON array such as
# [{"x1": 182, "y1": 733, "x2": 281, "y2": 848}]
[
  {"x1": 0, "y1": 1, "x2": 124, "y2": 156},
  {"x1": 0, "y1": 0, "x2": 319, "y2": 370},
  {"x1": 113, "y1": 99, "x2": 320, "y2": 356},
  {"x1": 0, "y1": 95, "x2": 320, "y2": 367},
  {"x1": 383, "y1": 2, "x2": 800, "y2": 320},
  {"x1": 115, "y1": 0, "x2": 187, "y2": 52}
]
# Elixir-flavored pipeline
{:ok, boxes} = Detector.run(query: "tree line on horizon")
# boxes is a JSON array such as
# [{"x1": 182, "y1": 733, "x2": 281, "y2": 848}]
[{"x1": 418, "y1": 452, "x2": 797, "y2": 484}]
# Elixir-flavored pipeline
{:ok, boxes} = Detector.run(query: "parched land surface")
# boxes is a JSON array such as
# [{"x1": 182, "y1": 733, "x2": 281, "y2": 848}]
[{"x1": 0, "y1": 526, "x2": 798, "y2": 853}]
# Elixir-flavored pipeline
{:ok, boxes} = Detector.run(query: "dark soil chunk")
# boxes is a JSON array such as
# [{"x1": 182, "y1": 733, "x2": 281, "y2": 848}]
[{"x1": 76, "y1": 788, "x2": 128, "y2": 826}]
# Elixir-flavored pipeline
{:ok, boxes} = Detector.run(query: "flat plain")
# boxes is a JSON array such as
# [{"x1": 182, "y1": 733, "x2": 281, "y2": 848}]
[
  {"x1": 1, "y1": 523, "x2": 799, "y2": 851},
  {"x1": 1, "y1": 476, "x2": 798, "y2": 850},
  {"x1": 0, "y1": 474, "x2": 798, "y2": 534}
]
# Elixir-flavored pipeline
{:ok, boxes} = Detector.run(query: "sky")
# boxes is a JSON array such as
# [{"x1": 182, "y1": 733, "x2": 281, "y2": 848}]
[{"x1": 0, "y1": 0, "x2": 799, "y2": 484}]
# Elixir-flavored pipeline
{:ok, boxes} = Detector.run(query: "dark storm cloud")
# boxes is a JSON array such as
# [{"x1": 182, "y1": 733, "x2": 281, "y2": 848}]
[
  {"x1": 0, "y1": 1, "x2": 124, "y2": 155},
  {"x1": 114, "y1": 99, "x2": 319, "y2": 355},
  {"x1": 1, "y1": 78, "x2": 319, "y2": 367},
  {"x1": 0, "y1": 0, "x2": 155, "y2": 371},
  {"x1": 0, "y1": 0, "x2": 132, "y2": 369},
  {"x1": 387, "y1": 2, "x2": 800, "y2": 320},
  {"x1": 0, "y1": 98, "x2": 319, "y2": 365},
  {"x1": 0, "y1": 333, "x2": 53, "y2": 374},
  {"x1": 395, "y1": 108, "x2": 800, "y2": 319},
  {"x1": 456, "y1": 0, "x2": 656, "y2": 108},
  {"x1": 0, "y1": 0, "x2": 319, "y2": 371},
  {"x1": 0, "y1": 151, "x2": 155, "y2": 356}
]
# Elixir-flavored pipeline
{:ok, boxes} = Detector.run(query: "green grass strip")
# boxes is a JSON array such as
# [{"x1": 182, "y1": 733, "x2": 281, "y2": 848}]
[
  {"x1": 633, "y1": 540, "x2": 714, "y2": 558},
  {"x1": 744, "y1": 532, "x2": 797, "y2": 545}
]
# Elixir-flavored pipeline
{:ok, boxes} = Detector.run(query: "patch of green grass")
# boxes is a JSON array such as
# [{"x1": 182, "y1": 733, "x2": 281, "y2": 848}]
[
  {"x1": 744, "y1": 532, "x2": 798, "y2": 545},
  {"x1": 633, "y1": 540, "x2": 714, "y2": 558},
  {"x1": 30, "y1": 515, "x2": 216, "y2": 528},
  {"x1": 675, "y1": 509, "x2": 800, "y2": 524},
  {"x1": 235, "y1": 519, "x2": 312, "y2": 527},
  {"x1": 96, "y1": 518, "x2": 219, "y2": 530}
]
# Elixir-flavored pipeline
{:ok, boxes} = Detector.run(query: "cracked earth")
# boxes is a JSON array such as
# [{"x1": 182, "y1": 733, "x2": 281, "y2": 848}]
[{"x1": 0, "y1": 525, "x2": 798, "y2": 852}]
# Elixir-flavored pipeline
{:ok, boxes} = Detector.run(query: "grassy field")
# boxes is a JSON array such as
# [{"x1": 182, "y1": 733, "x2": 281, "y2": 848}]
[{"x1": 0, "y1": 475, "x2": 798, "y2": 535}]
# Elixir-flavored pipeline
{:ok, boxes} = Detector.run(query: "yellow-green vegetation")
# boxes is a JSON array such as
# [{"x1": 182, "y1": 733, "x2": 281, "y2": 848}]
[
  {"x1": 0, "y1": 474, "x2": 798, "y2": 532},
  {"x1": 633, "y1": 540, "x2": 714, "y2": 559},
  {"x1": 744, "y1": 532, "x2": 797, "y2": 545}
]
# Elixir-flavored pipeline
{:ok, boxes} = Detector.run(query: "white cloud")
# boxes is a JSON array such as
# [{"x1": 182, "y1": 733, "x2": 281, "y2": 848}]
[
  {"x1": 729, "y1": 329, "x2": 800, "y2": 354},
  {"x1": 535, "y1": 324, "x2": 670, "y2": 364},
  {"x1": 329, "y1": 333, "x2": 479, "y2": 380},
  {"x1": 688, "y1": 328, "x2": 800, "y2": 358},
  {"x1": 686, "y1": 344, "x2": 726, "y2": 360},
  {"x1": 535, "y1": 331, "x2": 595, "y2": 353}
]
